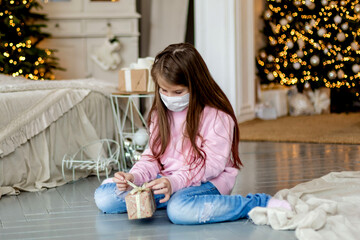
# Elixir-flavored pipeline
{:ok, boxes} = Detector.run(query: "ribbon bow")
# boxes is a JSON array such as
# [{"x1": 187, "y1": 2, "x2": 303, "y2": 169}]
[{"x1": 127, "y1": 180, "x2": 147, "y2": 195}]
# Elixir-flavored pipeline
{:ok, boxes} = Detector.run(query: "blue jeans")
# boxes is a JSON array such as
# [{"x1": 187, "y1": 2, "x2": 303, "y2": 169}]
[{"x1": 94, "y1": 181, "x2": 271, "y2": 225}]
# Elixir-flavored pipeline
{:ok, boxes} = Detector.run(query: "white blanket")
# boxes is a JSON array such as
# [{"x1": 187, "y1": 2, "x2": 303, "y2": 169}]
[
  {"x1": 0, "y1": 74, "x2": 118, "y2": 196},
  {"x1": 249, "y1": 171, "x2": 360, "y2": 240},
  {"x1": 0, "y1": 74, "x2": 117, "y2": 157}
]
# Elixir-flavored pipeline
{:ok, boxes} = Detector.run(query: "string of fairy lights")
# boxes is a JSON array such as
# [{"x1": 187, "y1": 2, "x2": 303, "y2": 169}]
[
  {"x1": 0, "y1": 0, "x2": 54, "y2": 80},
  {"x1": 257, "y1": 0, "x2": 360, "y2": 96}
]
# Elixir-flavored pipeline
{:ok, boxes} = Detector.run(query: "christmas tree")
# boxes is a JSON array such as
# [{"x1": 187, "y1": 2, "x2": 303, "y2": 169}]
[
  {"x1": 0, "y1": 0, "x2": 60, "y2": 80},
  {"x1": 256, "y1": 0, "x2": 360, "y2": 98}
]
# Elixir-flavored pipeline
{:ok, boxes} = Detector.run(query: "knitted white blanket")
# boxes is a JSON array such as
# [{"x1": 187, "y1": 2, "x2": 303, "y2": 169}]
[{"x1": 249, "y1": 171, "x2": 360, "y2": 240}]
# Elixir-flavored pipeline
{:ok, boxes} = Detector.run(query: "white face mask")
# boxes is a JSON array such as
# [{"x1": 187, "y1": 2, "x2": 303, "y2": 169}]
[{"x1": 159, "y1": 92, "x2": 190, "y2": 112}]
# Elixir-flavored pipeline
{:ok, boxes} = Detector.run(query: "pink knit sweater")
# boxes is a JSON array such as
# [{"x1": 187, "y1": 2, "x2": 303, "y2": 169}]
[{"x1": 129, "y1": 106, "x2": 239, "y2": 195}]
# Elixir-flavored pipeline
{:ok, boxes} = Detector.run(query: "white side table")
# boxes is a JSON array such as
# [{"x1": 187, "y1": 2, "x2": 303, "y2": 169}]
[{"x1": 110, "y1": 91, "x2": 154, "y2": 171}]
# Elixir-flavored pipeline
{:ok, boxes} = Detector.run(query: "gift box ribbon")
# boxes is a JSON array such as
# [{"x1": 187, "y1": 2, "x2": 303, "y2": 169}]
[
  {"x1": 124, "y1": 70, "x2": 132, "y2": 92},
  {"x1": 127, "y1": 180, "x2": 147, "y2": 219}
]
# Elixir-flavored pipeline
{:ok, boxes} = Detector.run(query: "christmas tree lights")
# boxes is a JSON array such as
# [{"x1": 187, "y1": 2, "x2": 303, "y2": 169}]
[
  {"x1": 0, "y1": 0, "x2": 61, "y2": 80},
  {"x1": 256, "y1": 0, "x2": 360, "y2": 97}
]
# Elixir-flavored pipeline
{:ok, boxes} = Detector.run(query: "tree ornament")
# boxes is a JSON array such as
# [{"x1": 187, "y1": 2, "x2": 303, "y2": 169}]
[
  {"x1": 334, "y1": 15, "x2": 342, "y2": 24},
  {"x1": 310, "y1": 19, "x2": 316, "y2": 26},
  {"x1": 280, "y1": 18, "x2": 288, "y2": 26},
  {"x1": 306, "y1": 1, "x2": 316, "y2": 10},
  {"x1": 305, "y1": 20, "x2": 315, "y2": 31},
  {"x1": 267, "y1": 55, "x2": 275, "y2": 62},
  {"x1": 328, "y1": 70, "x2": 337, "y2": 80},
  {"x1": 287, "y1": 41, "x2": 294, "y2": 49},
  {"x1": 336, "y1": 53, "x2": 343, "y2": 61},
  {"x1": 260, "y1": 50, "x2": 267, "y2": 58},
  {"x1": 355, "y1": 4, "x2": 360, "y2": 13},
  {"x1": 269, "y1": 22, "x2": 279, "y2": 34},
  {"x1": 336, "y1": 32, "x2": 346, "y2": 42},
  {"x1": 305, "y1": 23, "x2": 312, "y2": 31},
  {"x1": 318, "y1": 27, "x2": 327, "y2": 37},
  {"x1": 132, "y1": 151, "x2": 142, "y2": 162},
  {"x1": 324, "y1": 48, "x2": 329, "y2": 54},
  {"x1": 297, "y1": 50, "x2": 304, "y2": 58},
  {"x1": 286, "y1": 15, "x2": 293, "y2": 22},
  {"x1": 310, "y1": 55, "x2": 320, "y2": 66},
  {"x1": 267, "y1": 72, "x2": 275, "y2": 81},
  {"x1": 133, "y1": 128, "x2": 149, "y2": 146},
  {"x1": 321, "y1": 0, "x2": 328, "y2": 6},
  {"x1": 297, "y1": 38, "x2": 305, "y2": 49},
  {"x1": 341, "y1": 22, "x2": 349, "y2": 30},
  {"x1": 304, "y1": 81, "x2": 311, "y2": 89},
  {"x1": 352, "y1": 64, "x2": 360, "y2": 73},
  {"x1": 264, "y1": 10, "x2": 272, "y2": 20},
  {"x1": 337, "y1": 69, "x2": 345, "y2": 79},
  {"x1": 340, "y1": 0, "x2": 346, "y2": 6},
  {"x1": 270, "y1": 39, "x2": 277, "y2": 46},
  {"x1": 351, "y1": 42, "x2": 359, "y2": 51},
  {"x1": 329, "y1": 1, "x2": 337, "y2": 8},
  {"x1": 293, "y1": 62, "x2": 301, "y2": 70},
  {"x1": 294, "y1": 0, "x2": 302, "y2": 7}
]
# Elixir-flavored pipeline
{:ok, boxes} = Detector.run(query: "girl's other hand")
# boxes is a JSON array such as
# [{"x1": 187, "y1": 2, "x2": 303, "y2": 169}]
[
  {"x1": 113, "y1": 172, "x2": 134, "y2": 191},
  {"x1": 146, "y1": 177, "x2": 172, "y2": 203}
]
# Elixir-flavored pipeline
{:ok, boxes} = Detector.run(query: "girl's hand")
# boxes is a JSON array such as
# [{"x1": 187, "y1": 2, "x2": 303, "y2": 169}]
[
  {"x1": 146, "y1": 177, "x2": 172, "y2": 203},
  {"x1": 113, "y1": 172, "x2": 134, "y2": 191}
]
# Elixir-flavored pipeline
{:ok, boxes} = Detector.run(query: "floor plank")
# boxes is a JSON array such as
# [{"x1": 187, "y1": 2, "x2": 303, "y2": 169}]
[
  {"x1": 38, "y1": 188, "x2": 69, "y2": 210},
  {"x1": 55, "y1": 181, "x2": 91, "y2": 207},
  {"x1": 0, "y1": 196, "x2": 27, "y2": 222}
]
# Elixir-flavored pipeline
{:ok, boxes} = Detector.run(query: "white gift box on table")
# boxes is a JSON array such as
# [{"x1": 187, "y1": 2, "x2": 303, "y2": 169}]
[{"x1": 118, "y1": 57, "x2": 155, "y2": 93}]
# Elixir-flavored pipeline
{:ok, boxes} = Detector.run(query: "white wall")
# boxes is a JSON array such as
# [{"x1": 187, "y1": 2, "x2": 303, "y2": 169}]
[
  {"x1": 195, "y1": 0, "x2": 257, "y2": 122},
  {"x1": 148, "y1": 0, "x2": 189, "y2": 57}
]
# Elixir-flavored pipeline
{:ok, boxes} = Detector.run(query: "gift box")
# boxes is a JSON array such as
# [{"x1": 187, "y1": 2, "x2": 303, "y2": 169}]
[
  {"x1": 119, "y1": 68, "x2": 149, "y2": 92},
  {"x1": 260, "y1": 84, "x2": 290, "y2": 117},
  {"x1": 118, "y1": 57, "x2": 155, "y2": 93},
  {"x1": 305, "y1": 87, "x2": 330, "y2": 114},
  {"x1": 125, "y1": 186, "x2": 156, "y2": 219}
]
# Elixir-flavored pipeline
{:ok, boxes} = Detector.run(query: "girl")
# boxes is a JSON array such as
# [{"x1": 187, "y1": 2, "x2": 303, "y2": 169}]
[{"x1": 94, "y1": 43, "x2": 290, "y2": 224}]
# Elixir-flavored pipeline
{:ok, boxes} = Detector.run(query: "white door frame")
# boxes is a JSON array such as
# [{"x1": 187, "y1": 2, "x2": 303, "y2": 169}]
[{"x1": 194, "y1": 0, "x2": 256, "y2": 122}]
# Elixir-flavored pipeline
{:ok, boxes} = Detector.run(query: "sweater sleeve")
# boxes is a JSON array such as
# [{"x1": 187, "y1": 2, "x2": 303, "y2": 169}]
[
  {"x1": 129, "y1": 148, "x2": 161, "y2": 186},
  {"x1": 165, "y1": 110, "x2": 234, "y2": 193},
  {"x1": 129, "y1": 119, "x2": 161, "y2": 186}
]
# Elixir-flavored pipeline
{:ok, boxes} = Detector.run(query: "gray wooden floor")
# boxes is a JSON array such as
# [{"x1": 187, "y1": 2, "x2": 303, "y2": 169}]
[{"x1": 1, "y1": 141, "x2": 359, "y2": 239}]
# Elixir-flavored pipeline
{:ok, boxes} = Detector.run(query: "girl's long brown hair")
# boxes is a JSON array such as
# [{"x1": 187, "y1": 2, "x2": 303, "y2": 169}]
[{"x1": 147, "y1": 43, "x2": 242, "y2": 175}]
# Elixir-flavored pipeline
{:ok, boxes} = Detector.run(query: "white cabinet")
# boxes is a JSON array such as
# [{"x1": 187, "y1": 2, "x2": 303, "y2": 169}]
[
  {"x1": 42, "y1": 38, "x2": 87, "y2": 79},
  {"x1": 38, "y1": 0, "x2": 140, "y2": 85}
]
